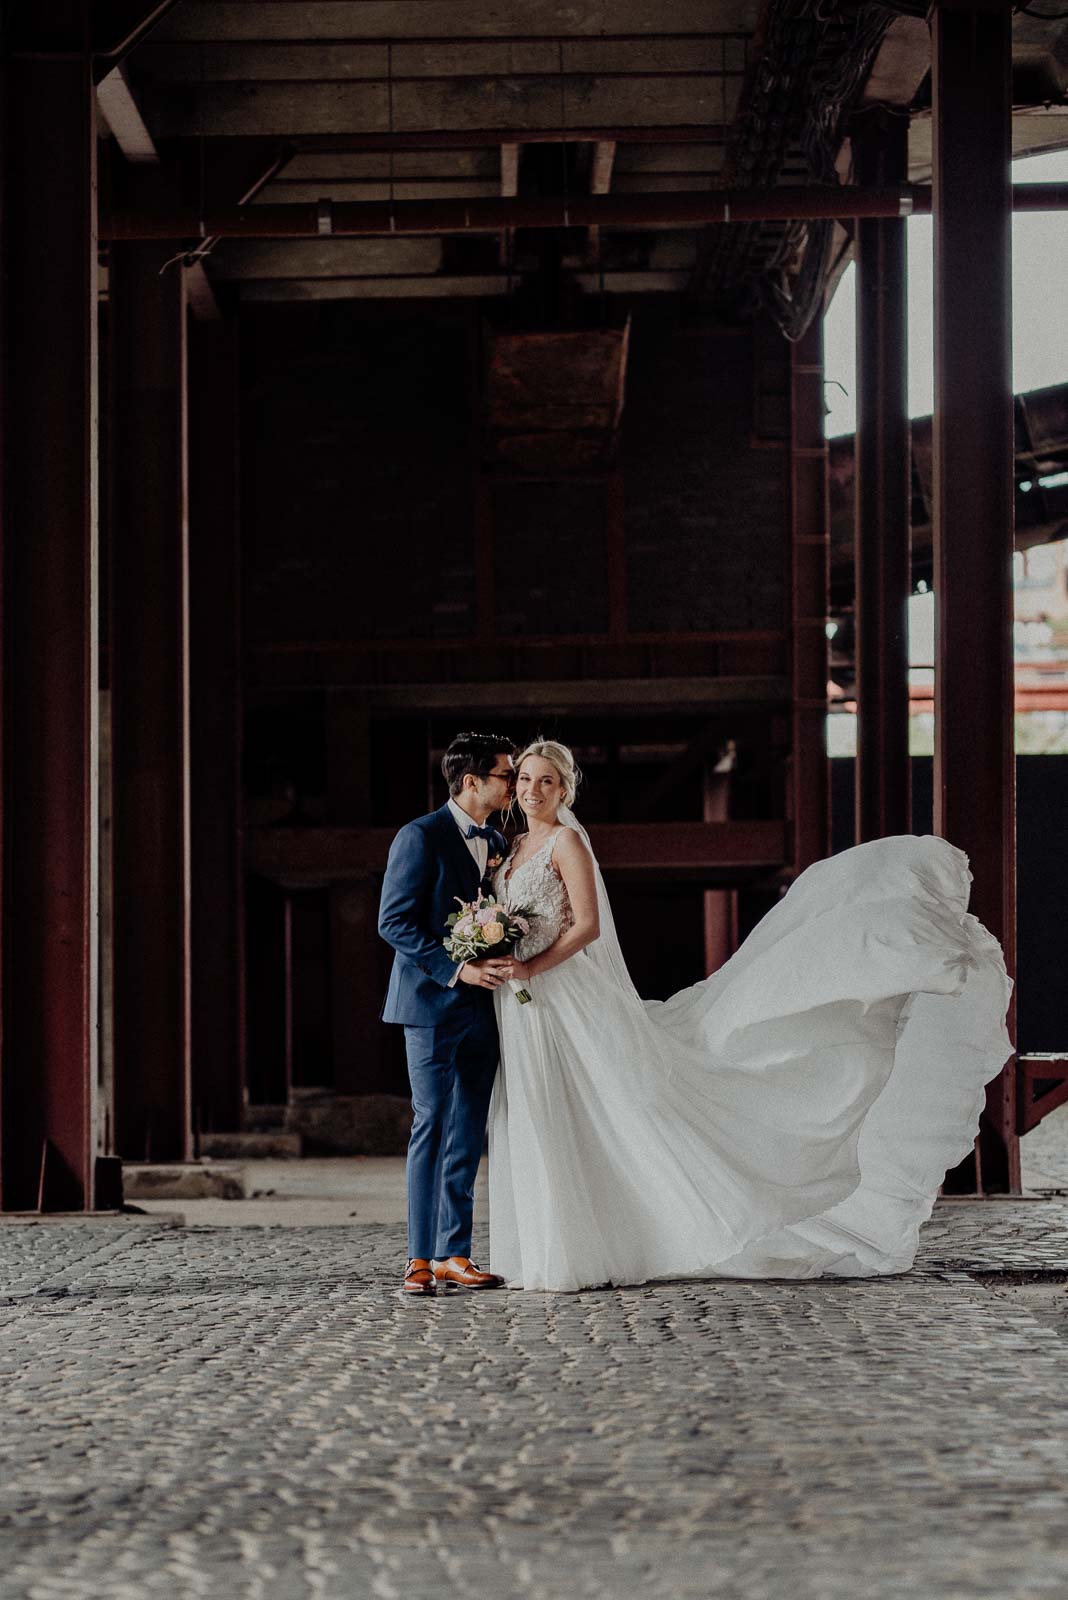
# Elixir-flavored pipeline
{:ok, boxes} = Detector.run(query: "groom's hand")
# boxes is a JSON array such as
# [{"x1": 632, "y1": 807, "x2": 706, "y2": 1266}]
[{"x1": 458, "y1": 959, "x2": 512, "y2": 990}]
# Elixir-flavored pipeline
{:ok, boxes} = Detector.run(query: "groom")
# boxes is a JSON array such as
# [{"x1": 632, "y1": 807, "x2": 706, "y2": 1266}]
[{"x1": 378, "y1": 731, "x2": 516, "y2": 1296}]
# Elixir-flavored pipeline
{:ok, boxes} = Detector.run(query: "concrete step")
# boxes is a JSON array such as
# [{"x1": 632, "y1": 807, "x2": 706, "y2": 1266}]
[
  {"x1": 123, "y1": 1162, "x2": 246, "y2": 1200},
  {"x1": 199, "y1": 1131, "x2": 303, "y2": 1160},
  {"x1": 285, "y1": 1090, "x2": 413, "y2": 1156},
  {"x1": 241, "y1": 1104, "x2": 289, "y2": 1133}
]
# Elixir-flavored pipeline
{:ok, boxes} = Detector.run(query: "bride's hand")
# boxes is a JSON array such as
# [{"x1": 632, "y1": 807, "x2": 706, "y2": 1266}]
[
  {"x1": 509, "y1": 959, "x2": 531, "y2": 983},
  {"x1": 459, "y1": 959, "x2": 512, "y2": 989}
]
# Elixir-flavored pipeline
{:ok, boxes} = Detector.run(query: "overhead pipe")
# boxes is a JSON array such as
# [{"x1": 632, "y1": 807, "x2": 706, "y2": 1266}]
[{"x1": 101, "y1": 183, "x2": 1068, "y2": 242}]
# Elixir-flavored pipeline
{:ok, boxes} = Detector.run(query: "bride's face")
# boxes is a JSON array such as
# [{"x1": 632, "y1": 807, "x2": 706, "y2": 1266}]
[{"x1": 515, "y1": 756, "x2": 565, "y2": 824}]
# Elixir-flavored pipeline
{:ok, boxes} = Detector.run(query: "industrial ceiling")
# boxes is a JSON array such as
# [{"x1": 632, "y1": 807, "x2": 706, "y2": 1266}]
[{"x1": 99, "y1": 2, "x2": 1068, "y2": 330}]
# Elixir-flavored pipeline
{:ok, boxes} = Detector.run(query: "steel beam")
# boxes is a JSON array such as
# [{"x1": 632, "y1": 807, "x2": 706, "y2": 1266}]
[
  {"x1": 185, "y1": 261, "x2": 222, "y2": 320},
  {"x1": 931, "y1": 1, "x2": 1018, "y2": 1194},
  {"x1": 144, "y1": 77, "x2": 742, "y2": 141},
  {"x1": 188, "y1": 319, "x2": 244, "y2": 1136},
  {"x1": 136, "y1": 35, "x2": 751, "y2": 70},
  {"x1": 196, "y1": 126, "x2": 731, "y2": 154},
  {"x1": 237, "y1": 271, "x2": 690, "y2": 301},
  {"x1": 110, "y1": 139, "x2": 289, "y2": 312},
  {"x1": 323, "y1": 701, "x2": 388, "y2": 1093},
  {"x1": 853, "y1": 109, "x2": 911, "y2": 842},
  {"x1": 591, "y1": 141, "x2": 618, "y2": 193},
  {"x1": 100, "y1": 184, "x2": 1068, "y2": 242},
  {"x1": 0, "y1": 19, "x2": 100, "y2": 1211},
  {"x1": 633, "y1": 726, "x2": 725, "y2": 822},
  {"x1": 790, "y1": 322, "x2": 831, "y2": 875},
  {"x1": 329, "y1": 880, "x2": 387, "y2": 1092},
  {"x1": 145, "y1": 8, "x2": 752, "y2": 44},
  {"x1": 585, "y1": 139, "x2": 618, "y2": 265},
  {"x1": 247, "y1": 821, "x2": 788, "y2": 882},
  {"x1": 92, "y1": 1, "x2": 184, "y2": 81},
  {"x1": 500, "y1": 144, "x2": 520, "y2": 198},
  {"x1": 702, "y1": 764, "x2": 736, "y2": 975},
  {"x1": 96, "y1": 63, "x2": 159, "y2": 163},
  {"x1": 109, "y1": 244, "x2": 192, "y2": 1162},
  {"x1": 1018, "y1": 1057, "x2": 1068, "y2": 1135},
  {"x1": 250, "y1": 676, "x2": 789, "y2": 713}
]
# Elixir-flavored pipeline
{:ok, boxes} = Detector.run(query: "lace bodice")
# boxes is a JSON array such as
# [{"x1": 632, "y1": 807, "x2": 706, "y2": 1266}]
[{"x1": 493, "y1": 827, "x2": 574, "y2": 962}]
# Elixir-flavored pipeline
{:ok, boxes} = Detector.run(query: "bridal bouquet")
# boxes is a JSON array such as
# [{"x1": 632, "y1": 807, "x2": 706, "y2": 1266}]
[{"x1": 444, "y1": 895, "x2": 535, "y2": 1004}]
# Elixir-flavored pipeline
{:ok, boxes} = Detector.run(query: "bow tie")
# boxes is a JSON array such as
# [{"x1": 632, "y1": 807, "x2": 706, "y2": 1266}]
[{"x1": 466, "y1": 824, "x2": 499, "y2": 842}]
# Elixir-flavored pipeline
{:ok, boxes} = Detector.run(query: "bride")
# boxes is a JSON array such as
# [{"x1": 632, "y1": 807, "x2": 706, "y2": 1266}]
[{"x1": 488, "y1": 739, "x2": 1013, "y2": 1293}]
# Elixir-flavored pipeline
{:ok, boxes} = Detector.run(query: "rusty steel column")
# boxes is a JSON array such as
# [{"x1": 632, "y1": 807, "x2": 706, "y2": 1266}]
[
  {"x1": 853, "y1": 109, "x2": 911, "y2": 842},
  {"x1": 188, "y1": 319, "x2": 245, "y2": 1135},
  {"x1": 702, "y1": 763, "x2": 736, "y2": 974},
  {"x1": 326, "y1": 697, "x2": 392, "y2": 1093},
  {"x1": 0, "y1": 7, "x2": 100, "y2": 1211},
  {"x1": 790, "y1": 320, "x2": 831, "y2": 873},
  {"x1": 932, "y1": 1, "x2": 1018, "y2": 1192},
  {"x1": 109, "y1": 244, "x2": 192, "y2": 1162}
]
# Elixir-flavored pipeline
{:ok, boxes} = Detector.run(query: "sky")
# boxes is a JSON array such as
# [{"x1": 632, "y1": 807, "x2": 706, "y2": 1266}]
[{"x1": 823, "y1": 147, "x2": 1068, "y2": 438}]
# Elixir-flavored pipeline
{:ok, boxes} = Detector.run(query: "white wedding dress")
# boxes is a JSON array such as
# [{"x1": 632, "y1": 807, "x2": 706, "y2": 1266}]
[{"x1": 488, "y1": 811, "x2": 1013, "y2": 1292}]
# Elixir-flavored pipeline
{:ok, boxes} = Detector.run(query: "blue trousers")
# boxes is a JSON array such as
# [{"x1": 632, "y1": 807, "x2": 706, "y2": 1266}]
[{"x1": 403, "y1": 1002, "x2": 499, "y2": 1260}]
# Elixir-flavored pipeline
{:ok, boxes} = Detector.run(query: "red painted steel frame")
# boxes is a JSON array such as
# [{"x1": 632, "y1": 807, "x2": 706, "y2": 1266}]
[
  {"x1": 99, "y1": 184, "x2": 1068, "y2": 242},
  {"x1": 202, "y1": 126, "x2": 733, "y2": 156},
  {"x1": 790, "y1": 324, "x2": 831, "y2": 875},
  {"x1": 1, "y1": 26, "x2": 99, "y2": 1211},
  {"x1": 109, "y1": 244, "x2": 192, "y2": 1163},
  {"x1": 853, "y1": 110, "x2": 911, "y2": 843},
  {"x1": 932, "y1": 2, "x2": 1018, "y2": 1193},
  {"x1": 92, "y1": 1, "x2": 183, "y2": 80},
  {"x1": 188, "y1": 320, "x2": 245, "y2": 1135},
  {"x1": 607, "y1": 470, "x2": 628, "y2": 644},
  {"x1": 1018, "y1": 1059, "x2": 1068, "y2": 1137},
  {"x1": 246, "y1": 822, "x2": 787, "y2": 880}
]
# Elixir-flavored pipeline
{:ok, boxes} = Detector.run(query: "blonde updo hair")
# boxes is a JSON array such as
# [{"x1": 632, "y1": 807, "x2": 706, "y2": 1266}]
[{"x1": 514, "y1": 739, "x2": 582, "y2": 809}]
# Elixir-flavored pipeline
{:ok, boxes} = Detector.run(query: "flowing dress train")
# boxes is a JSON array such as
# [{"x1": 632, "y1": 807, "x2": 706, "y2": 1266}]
[{"x1": 487, "y1": 823, "x2": 1012, "y2": 1292}]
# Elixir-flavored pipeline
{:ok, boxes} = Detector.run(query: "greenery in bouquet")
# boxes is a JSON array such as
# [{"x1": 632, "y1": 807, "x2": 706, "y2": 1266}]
[
  {"x1": 443, "y1": 894, "x2": 533, "y2": 966},
  {"x1": 444, "y1": 894, "x2": 537, "y2": 1003}
]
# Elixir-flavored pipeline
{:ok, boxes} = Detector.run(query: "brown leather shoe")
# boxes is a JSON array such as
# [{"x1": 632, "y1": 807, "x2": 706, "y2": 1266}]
[
  {"x1": 431, "y1": 1256, "x2": 505, "y2": 1290},
  {"x1": 401, "y1": 1257, "x2": 435, "y2": 1295}
]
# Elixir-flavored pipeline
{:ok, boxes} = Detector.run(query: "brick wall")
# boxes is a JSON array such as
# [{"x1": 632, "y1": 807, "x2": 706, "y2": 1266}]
[
  {"x1": 242, "y1": 300, "x2": 790, "y2": 651},
  {"x1": 242, "y1": 302, "x2": 476, "y2": 646},
  {"x1": 624, "y1": 311, "x2": 788, "y2": 634}
]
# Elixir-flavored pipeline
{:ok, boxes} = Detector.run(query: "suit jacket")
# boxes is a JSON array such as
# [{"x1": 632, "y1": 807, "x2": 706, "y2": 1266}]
[{"x1": 378, "y1": 804, "x2": 508, "y2": 1027}]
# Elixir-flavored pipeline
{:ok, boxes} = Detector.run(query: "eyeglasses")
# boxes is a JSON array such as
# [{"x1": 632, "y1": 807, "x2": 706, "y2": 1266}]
[{"x1": 486, "y1": 770, "x2": 516, "y2": 783}]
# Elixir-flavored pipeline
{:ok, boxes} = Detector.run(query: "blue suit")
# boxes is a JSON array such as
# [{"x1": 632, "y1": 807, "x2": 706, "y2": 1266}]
[{"x1": 378, "y1": 805, "x2": 508, "y2": 1260}]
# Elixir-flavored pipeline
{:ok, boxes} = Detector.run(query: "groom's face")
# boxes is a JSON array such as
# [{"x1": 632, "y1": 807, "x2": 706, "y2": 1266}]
[{"x1": 469, "y1": 752, "x2": 515, "y2": 815}]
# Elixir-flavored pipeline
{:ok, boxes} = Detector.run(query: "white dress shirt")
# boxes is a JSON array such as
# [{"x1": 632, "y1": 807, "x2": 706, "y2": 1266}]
[
  {"x1": 446, "y1": 797, "x2": 491, "y2": 987},
  {"x1": 447, "y1": 795, "x2": 489, "y2": 876}
]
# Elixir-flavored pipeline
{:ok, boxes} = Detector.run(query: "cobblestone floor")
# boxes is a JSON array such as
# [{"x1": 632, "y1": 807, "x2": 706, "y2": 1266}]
[{"x1": 4, "y1": 1202, "x2": 1068, "y2": 1600}]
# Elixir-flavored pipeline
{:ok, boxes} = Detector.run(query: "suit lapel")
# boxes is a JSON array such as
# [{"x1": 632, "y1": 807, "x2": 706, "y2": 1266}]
[
  {"x1": 480, "y1": 829, "x2": 508, "y2": 898},
  {"x1": 434, "y1": 804, "x2": 482, "y2": 898}
]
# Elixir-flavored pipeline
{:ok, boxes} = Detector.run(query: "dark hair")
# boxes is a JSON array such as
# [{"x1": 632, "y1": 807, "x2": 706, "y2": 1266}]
[{"x1": 441, "y1": 731, "x2": 516, "y2": 797}]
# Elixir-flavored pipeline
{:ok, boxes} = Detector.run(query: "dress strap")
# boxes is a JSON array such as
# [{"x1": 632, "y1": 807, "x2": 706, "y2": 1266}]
[
  {"x1": 505, "y1": 826, "x2": 564, "y2": 883},
  {"x1": 525, "y1": 829, "x2": 560, "y2": 859}
]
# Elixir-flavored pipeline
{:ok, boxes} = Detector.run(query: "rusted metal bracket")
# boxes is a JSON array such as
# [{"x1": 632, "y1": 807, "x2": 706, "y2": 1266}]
[{"x1": 1018, "y1": 1057, "x2": 1068, "y2": 1136}]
